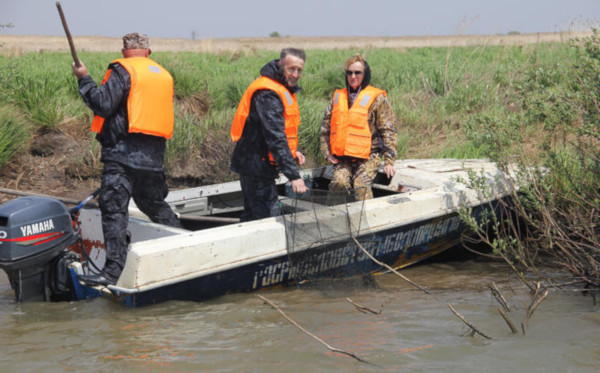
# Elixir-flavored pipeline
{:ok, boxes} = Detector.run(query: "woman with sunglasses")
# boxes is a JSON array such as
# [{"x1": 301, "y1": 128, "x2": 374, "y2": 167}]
[{"x1": 320, "y1": 54, "x2": 398, "y2": 201}]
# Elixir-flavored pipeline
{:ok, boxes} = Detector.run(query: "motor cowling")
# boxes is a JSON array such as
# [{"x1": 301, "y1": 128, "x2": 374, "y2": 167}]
[{"x1": 0, "y1": 196, "x2": 78, "y2": 301}]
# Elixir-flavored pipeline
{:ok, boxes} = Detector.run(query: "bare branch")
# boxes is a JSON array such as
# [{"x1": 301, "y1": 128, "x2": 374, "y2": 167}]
[
  {"x1": 497, "y1": 307, "x2": 518, "y2": 334},
  {"x1": 526, "y1": 289, "x2": 549, "y2": 320},
  {"x1": 448, "y1": 303, "x2": 492, "y2": 339},
  {"x1": 346, "y1": 297, "x2": 383, "y2": 315},
  {"x1": 490, "y1": 282, "x2": 511, "y2": 311},
  {"x1": 257, "y1": 295, "x2": 376, "y2": 365},
  {"x1": 352, "y1": 237, "x2": 430, "y2": 294},
  {"x1": 521, "y1": 288, "x2": 549, "y2": 334}
]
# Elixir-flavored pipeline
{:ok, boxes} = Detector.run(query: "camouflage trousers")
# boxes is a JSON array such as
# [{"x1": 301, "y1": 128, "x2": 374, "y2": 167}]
[
  {"x1": 99, "y1": 161, "x2": 182, "y2": 281},
  {"x1": 329, "y1": 154, "x2": 382, "y2": 201}
]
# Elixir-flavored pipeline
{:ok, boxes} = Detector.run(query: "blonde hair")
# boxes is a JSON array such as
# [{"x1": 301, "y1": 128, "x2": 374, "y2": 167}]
[{"x1": 343, "y1": 54, "x2": 365, "y2": 70}]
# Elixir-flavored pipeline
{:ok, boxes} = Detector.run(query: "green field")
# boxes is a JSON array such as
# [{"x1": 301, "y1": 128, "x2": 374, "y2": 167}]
[{"x1": 0, "y1": 40, "x2": 578, "y2": 177}]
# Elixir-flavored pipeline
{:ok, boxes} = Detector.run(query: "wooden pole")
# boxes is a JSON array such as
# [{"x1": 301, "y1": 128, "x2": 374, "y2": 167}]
[{"x1": 55, "y1": 2, "x2": 81, "y2": 67}]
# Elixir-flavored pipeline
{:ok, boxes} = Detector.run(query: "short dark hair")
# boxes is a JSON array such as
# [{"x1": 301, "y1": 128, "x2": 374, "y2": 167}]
[{"x1": 280, "y1": 48, "x2": 306, "y2": 62}]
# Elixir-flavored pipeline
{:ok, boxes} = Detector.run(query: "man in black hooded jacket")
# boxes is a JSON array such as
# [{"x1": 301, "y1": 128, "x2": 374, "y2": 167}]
[{"x1": 230, "y1": 48, "x2": 308, "y2": 222}]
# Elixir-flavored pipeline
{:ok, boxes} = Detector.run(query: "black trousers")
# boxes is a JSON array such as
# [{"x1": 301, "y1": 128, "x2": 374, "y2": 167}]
[
  {"x1": 99, "y1": 161, "x2": 181, "y2": 281},
  {"x1": 239, "y1": 173, "x2": 279, "y2": 222}
]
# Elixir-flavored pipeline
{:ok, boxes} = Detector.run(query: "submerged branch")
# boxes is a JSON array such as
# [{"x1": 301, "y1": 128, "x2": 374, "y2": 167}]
[
  {"x1": 522, "y1": 287, "x2": 549, "y2": 334},
  {"x1": 490, "y1": 282, "x2": 511, "y2": 311},
  {"x1": 352, "y1": 237, "x2": 430, "y2": 294},
  {"x1": 346, "y1": 297, "x2": 383, "y2": 315},
  {"x1": 257, "y1": 295, "x2": 376, "y2": 365},
  {"x1": 498, "y1": 307, "x2": 519, "y2": 334},
  {"x1": 448, "y1": 303, "x2": 492, "y2": 339},
  {"x1": 527, "y1": 288, "x2": 549, "y2": 320}
]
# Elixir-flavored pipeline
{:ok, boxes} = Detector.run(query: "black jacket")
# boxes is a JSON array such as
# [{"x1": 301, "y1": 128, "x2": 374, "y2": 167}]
[
  {"x1": 78, "y1": 63, "x2": 167, "y2": 172},
  {"x1": 230, "y1": 60, "x2": 302, "y2": 181}
]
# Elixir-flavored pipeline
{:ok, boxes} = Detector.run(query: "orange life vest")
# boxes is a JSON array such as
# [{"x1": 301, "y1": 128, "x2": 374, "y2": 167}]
[
  {"x1": 91, "y1": 57, "x2": 175, "y2": 139},
  {"x1": 329, "y1": 85, "x2": 386, "y2": 159},
  {"x1": 230, "y1": 76, "x2": 300, "y2": 163}
]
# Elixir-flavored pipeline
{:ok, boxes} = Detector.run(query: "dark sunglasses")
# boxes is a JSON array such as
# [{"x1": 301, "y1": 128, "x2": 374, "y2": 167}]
[{"x1": 345, "y1": 70, "x2": 363, "y2": 76}]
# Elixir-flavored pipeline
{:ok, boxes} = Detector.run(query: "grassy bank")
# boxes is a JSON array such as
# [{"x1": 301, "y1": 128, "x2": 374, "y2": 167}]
[{"x1": 0, "y1": 40, "x2": 575, "y2": 179}]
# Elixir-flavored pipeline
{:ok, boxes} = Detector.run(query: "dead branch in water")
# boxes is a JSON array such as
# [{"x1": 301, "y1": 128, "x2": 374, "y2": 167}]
[
  {"x1": 497, "y1": 307, "x2": 519, "y2": 334},
  {"x1": 352, "y1": 237, "x2": 430, "y2": 294},
  {"x1": 490, "y1": 282, "x2": 511, "y2": 311},
  {"x1": 527, "y1": 288, "x2": 549, "y2": 320},
  {"x1": 521, "y1": 286, "x2": 549, "y2": 334},
  {"x1": 257, "y1": 295, "x2": 376, "y2": 366},
  {"x1": 448, "y1": 303, "x2": 492, "y2": 339},
  {"x1": 531, "y1": 281, "x2": 541, "y2": 298},
  {"x1": 346, "y1": 297, "x2": 383, "y2": 315}
]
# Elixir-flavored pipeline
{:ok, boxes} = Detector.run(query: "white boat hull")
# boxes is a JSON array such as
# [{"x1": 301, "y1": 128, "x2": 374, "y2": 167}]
[{"x1": 68, "y1": 159, "x2": 514, "y2": 306}]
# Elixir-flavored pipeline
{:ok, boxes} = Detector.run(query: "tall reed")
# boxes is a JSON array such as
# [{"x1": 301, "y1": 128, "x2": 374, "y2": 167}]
[{"x1": 0, "y1": 105, "x2": 30, "y2": 168}]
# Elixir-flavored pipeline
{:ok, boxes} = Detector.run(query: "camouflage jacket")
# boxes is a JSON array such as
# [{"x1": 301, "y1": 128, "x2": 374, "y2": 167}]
[{"x1": 320, "y1": 93, "x2": 398, "y2": 166}]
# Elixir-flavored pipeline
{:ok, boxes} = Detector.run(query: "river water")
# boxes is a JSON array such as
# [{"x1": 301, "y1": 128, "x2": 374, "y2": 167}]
[{"x1": 1, "y1": 248, "x2": 598, "y2": 372}]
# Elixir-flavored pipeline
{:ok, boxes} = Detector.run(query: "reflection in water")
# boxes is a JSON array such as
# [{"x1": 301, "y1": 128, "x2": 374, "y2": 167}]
[{"x1": 0, "y1": 252, "x2": 598, "y2": 372}]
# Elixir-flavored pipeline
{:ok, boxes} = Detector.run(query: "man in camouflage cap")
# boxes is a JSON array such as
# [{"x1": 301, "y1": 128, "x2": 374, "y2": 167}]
[
  {"x1": 71, "y1": 33, "x2": 181, "y2": 286},
  {"x1": 122, "y1": 32, "x2": 149, "y2": 50}
]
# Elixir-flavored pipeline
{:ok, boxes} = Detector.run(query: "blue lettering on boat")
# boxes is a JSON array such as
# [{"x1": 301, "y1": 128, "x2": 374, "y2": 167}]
[{"x1": 251, "y1": 215, "x2": 463, "y2": 289}]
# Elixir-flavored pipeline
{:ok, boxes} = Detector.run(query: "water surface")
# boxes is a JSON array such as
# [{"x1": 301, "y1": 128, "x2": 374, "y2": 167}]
[{"x1": 1, "y1": 254, "x2": 598, "y2": 372}]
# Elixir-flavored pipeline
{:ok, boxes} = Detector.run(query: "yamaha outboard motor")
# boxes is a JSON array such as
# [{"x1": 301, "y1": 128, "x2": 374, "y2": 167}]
[{"x1": 0, "y1": 196, "x2": 79, "y2": 302}]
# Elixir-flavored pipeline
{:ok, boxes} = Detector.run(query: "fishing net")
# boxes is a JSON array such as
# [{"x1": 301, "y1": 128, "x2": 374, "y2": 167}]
[{"x1": 281, "y1": 187, "x2": 378, "y2": 295}]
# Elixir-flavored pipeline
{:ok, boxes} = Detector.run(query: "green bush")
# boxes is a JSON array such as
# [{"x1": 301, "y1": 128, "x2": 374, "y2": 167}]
[
  {"x1": 459, "y1": 30, "x2": 600, "y2": 290},
  {"x1": 0, "y1": 40, "x2": 581, "y2": 170},
  {"x1": 0, "y1": 105, "x2": 30, "y2": 168},
  {"x1": 298, "y1": 96, "x2": 328, "y2": 163},
  {"x1": 0, "y1": 53, "x2": 90, "y2": 127}
]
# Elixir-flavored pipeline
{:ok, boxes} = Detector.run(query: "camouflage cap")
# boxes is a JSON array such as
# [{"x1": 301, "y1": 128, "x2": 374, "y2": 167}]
[{"x1": 122, "y1": 33, "x2": 149, "y2": 49}]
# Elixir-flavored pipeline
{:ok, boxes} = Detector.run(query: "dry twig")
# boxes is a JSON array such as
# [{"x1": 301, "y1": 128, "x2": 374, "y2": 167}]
[
  {"x1": 346, "y1": 297, "x2": 383, "y2": 315},
  {"x1": 448, "y1": 303, "x2": 492, "y2": 339},
  {"x1": 257, "y1": 294, "x2": 375, "y2": 365},
  {"x1": 497, "y1": 307, "x2": 518, "y2": 334},
  {"x1": 521, "y1": 287, "x2": 549, "y2": 334},
  {"x1": 352, "y1": 237, "x2": 430, "y2": 294},
  {"x1": 490, "y1": 282, "x2": 510, "y2": 311},
  {"x1": 526, "y1": 288, "x2": 549, "y2": 320}
]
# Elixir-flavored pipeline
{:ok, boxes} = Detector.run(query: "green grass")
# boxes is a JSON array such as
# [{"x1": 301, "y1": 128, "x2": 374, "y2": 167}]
[
  {"x1": 0, "y1": 105, "x2": 30, "y2": 168},
  {"x1": 0, "y1": 41, "x2": 579, "y2": 170}
]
